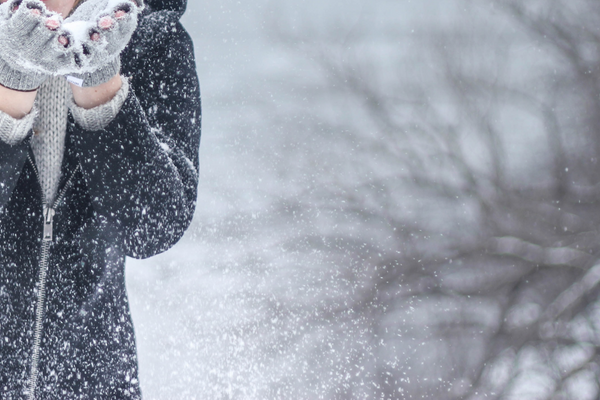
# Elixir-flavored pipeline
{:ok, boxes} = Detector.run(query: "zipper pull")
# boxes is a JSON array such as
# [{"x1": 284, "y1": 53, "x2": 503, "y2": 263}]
[{"x1": 43, "y1": 206, "x2": 55, "y2": 242}]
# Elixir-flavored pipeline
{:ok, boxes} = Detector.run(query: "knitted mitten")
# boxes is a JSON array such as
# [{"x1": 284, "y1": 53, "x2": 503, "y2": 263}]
[
  {"x1": 62, "y1": 0, "x2": 144, "y2": 87},
  {"x1": 0, "y1": 0, "x2": 75, "y2": 91}
]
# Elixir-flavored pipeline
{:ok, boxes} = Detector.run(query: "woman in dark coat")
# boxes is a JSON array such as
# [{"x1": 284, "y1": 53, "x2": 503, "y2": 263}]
[{"x1": 0, "y1": 0, "x2": 201, "y2": 398}]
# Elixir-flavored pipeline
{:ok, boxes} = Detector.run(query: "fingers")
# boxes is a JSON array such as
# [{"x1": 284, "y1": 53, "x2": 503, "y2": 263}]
[
  {"x1": 57, "y1": 34, "x2": 69, "y2": 47},
  {"x1": 113, "y1": 2, "x2": 132, "y2": 19},
  {"x1": 85, "y1": 0, "x2": 138, "y2": 46},
  {"x1": 8, "y1": 0, "x2": 22, "y2": 13},
  {"x1": 97, "y1": 15, "x2": 114, "y2": 29},
  {"x1": 26, "y1": 5, "x2": 41, "y2": 16},
  {"x1": 8, "y1": 0, "x2": 63, "y2": 34},
  {"x1": 45, "y1": 16, "x2": 60, "y2": 30},
  {"x1": 87, "y1": 1, "x2": 135, "y2": 43},
  {"x1": 0, "y1": 0, "x2": 44, "y2": 19},
  {"x1": 96, "y1": 1, "x2": 135, "y2": 29},
  {"x1": 110, "y1": 0, "x2": 142, "y2": 20},
  {"x1": 10, "y1": 0, "x2": 44, "y2": 16}
]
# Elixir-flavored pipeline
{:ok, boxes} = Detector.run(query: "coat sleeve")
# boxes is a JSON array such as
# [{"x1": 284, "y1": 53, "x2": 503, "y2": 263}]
[
  {"x1": 0, "y1": 139, "x2": 31, "y2": 211},
  {"x1": 0, "y1": 109, "x2": 35, "y2": 210},
  {"x1": 68, "y1": 12, "x2": 201, "y2": 259}
]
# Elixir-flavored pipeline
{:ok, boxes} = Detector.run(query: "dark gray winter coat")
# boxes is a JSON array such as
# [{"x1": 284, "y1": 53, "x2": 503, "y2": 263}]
[{"x1": 0, "y1": 0, "x2": 201, "y2": 398}]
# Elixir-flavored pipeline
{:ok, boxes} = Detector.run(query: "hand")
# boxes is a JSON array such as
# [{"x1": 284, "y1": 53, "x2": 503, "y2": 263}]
[
  {"x1": 61, "y1": 0, "x2": 144, "y2": 87},
  {"x1": 0, "y1": 0, "x2": 77, "y2": 90}
]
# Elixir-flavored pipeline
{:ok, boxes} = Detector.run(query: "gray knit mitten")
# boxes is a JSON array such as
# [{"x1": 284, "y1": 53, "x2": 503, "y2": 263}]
[
  {"x1": 62, "y1": 0, "x2": 144, "y2": 87},
  {"x1": 0, "y1": 0, "x2": 75, "y2": 91}
]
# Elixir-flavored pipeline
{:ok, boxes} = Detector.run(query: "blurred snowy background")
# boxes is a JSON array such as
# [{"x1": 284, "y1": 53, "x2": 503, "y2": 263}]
[{"x1": 127, "y1": 0, "x2": 600, "y2": 399}]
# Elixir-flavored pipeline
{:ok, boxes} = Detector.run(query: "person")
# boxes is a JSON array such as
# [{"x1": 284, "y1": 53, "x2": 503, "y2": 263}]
[{"x1": 0, "y1": 0, "x2": 201, "y2": 398}]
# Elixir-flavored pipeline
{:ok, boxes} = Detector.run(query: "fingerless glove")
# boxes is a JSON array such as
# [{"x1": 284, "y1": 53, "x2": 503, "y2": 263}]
[
  {"x1": 63, "y1": 0, "x2": 144, "y2": 87},
  {"x1": 0, "y1": 0, "x2": 74, "y2": 90}
]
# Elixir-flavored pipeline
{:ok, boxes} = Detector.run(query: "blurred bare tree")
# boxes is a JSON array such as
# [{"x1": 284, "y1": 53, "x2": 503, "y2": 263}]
[{"x1": 256, "y1": 0, "x2": 600, "y2": 398}]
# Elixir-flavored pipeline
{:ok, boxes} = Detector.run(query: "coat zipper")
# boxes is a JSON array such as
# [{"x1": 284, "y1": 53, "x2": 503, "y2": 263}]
[{"x1": 26, "y1": 154, "x2": 80, "y2": 400}]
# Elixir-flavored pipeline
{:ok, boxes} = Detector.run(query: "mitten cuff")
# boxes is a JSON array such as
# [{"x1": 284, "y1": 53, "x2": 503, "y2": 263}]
[
  {"x1": 66, "y1": 59, "x2": 121, "y2": 88},
  {"x1": 0, "y1": 104, "x2": 36, "y2": 145},
  {"x1": 0, "y1": 58, "x2": 47, "y2": 91},
  {"x1": 68, "y1": 75, "x2": 129, "y2": 131}
]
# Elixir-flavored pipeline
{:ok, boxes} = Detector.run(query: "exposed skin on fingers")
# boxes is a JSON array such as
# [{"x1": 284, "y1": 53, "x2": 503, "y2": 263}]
[
  {"x1": 90, "y1": 31, "x2": 100, "y2": 41},
  {"x1": 58, "y1": 35, "x2": 68, "y2": 46},
  {"x1": 114, "y1": 10, "x2": 126, "y2": 19},
  {"x1": 98, "y1": 15, "x2": 114, "y2": 29},
  {"x1": 45, "y1": 17, "x2": 60, "y2": 30}
]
